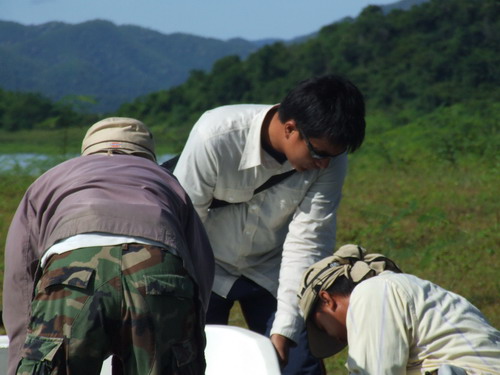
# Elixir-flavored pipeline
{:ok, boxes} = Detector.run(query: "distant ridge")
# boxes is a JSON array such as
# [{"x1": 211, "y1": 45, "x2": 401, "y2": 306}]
[
  {"x1": 0, "y1": 0, "x2": 430, "y2": 112},
  {"x1": 0, "y1": 19, "x2": 259, "y2": 112}
]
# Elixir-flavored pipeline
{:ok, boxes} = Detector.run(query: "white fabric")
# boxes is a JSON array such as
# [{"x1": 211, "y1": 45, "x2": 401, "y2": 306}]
[
  {"x1": 1, "y1": 326, "x2": 281, "y2": 375},
  {"x1": 174, "y1": 104, "x2": 347, "y2": 342},
  {"x1": 346, "y1": 272, "x2": 500, "y2": 375},
  {"x1": 204, "y1": 325, "x2": 281, "y2": 375},
  {"x1": 41, "y1": 233, "x2": 174, "y2": 267}
]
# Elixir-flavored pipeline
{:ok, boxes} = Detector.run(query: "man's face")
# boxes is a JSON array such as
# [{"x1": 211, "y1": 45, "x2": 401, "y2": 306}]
[
  {"x1": 312, "y1": 299, "x2": 348, "y2": 344},
  {"x1": 284, "y1": 130, "x2": 346, "y2": 172}
]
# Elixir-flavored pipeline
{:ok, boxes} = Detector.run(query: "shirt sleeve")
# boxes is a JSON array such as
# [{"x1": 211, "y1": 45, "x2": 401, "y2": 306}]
[
  {"x1": 173, "y1": 115, "x2": 218, "y2": 223},
  {"x1": 3, "y1": 189, "x2": 40, "y2": 374},
  {"x1": 271, "y1": 154, "x2": 348, "y2": 342},
  {"x1": 346, "y1": 277, "x2": 412, "y2": 375},
  {"x1": 182, "y1": 191, "x2": 215, "y2": 311}
]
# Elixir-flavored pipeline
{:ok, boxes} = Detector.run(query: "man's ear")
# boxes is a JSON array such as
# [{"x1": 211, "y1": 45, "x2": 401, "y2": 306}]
[
  {"x1": 283, "y1": 119, "x2": 297, "y2": 138},
  {"x1": 318, "y1": 290, "x2": 337, "y2": 311}
]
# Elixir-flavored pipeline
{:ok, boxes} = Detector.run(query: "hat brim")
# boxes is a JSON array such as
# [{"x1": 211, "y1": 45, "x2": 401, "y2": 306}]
[
  {"x1": 82, "y1": 141, "x2": 156, "y2": 161},
  {"x1": 306, "y1": 319, "x2": 347, "y2": 359}
]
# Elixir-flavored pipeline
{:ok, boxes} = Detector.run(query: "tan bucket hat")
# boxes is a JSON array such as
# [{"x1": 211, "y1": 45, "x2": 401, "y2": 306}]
[
  {"x1": 81, "y1": 117, "x2": 156, "y2": 161},
  {"x1": 297, "y1": 244, "x2": 402, "y2": 358}
]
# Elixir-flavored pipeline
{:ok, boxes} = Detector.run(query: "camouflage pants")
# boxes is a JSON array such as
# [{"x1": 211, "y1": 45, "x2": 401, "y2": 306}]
[{"x1": 16, "y1": 244, "x2": 205, "y2": 375}]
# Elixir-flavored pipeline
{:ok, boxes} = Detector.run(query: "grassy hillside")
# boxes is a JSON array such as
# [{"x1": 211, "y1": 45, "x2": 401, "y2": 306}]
[
  {"x1": 232, "y1": 102, "x2": 499, "y2": 373},
  {"x1": 116, "y1": 0, "x2": 499, "y2": 144}
]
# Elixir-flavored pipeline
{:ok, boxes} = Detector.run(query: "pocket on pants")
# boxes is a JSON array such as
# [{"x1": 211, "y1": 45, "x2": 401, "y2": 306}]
[
  {"x1": 142, "y1": 274, "x2": 202, "y2": 372},
  {"x1": 40, "y1": 266, "x2": 94, "y2": 291},
  {"x1": 144, "y1": 274, "x2": 194, "y2": 299},
  {"x1": 16, "y1": 334, "x2": 64, "y2": 375}
]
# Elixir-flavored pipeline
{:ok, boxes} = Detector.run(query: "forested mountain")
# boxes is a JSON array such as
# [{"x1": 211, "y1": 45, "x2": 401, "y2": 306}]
[
  {"x1": 0, "y1": 0, "x2": 497, "y2": 141},
  {"x1": 0, "y1": 0, "x2": 429, "y2": 113},
  {"x1": 0, "y1": 20, "x2": 260, "y2": 112},
  {"x1": 113, "y1": 0, "x2": 499, "y2": 148}
]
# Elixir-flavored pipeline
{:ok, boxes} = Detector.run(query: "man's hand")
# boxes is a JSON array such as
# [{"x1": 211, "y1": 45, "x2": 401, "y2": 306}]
[{"x1": 270, "y1": 334, "x2": 293, "y2": 368}]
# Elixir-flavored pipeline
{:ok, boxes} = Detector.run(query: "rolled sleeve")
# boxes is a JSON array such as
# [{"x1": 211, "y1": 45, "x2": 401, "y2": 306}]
[{"x1": 271, "y1": 154, "x2": 348, "y2": 341}]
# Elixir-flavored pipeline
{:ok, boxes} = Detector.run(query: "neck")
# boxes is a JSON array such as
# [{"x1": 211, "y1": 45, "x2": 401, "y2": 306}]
[{"x1": 261, "y1": 107, "x2": 283, "y2": 153}]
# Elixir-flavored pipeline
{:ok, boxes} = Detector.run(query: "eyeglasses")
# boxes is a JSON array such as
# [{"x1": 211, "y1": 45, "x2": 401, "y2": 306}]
[{"x1": 297, "y1": 127, "x2": 345, "y2": 160}]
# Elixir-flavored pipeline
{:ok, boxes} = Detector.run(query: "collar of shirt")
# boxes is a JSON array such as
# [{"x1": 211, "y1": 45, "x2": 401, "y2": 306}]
[{"x1": 239, "y1": 104, "x2": 293, "y2": 173}]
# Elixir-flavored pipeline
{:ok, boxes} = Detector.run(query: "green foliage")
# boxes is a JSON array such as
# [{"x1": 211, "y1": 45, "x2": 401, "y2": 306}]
[
  {"x1": 0, "y1": 88, "x2": 98, "y2": 132},
  {"x1": 2, "y1": 0, "x2": 498, "y2": 145},
  {"x1": 116, "y1": 0, "x2": 499, "y2": 148},
  {"x1": 2, "y1": 97, "x2": 498, "y2": 375},
  {"x1": 320, "y1": 106, "x2": 499, "y2": 373},
  {"x1": 359, "y1": 101, "x2": 500, "y2": 170},
  {"x1": 1, "y1": 0, "x2": 499, "y2": 368}
]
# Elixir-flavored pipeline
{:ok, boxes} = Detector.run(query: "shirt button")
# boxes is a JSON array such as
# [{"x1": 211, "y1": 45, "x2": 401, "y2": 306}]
[
  {"x1": 251, "y1": 205, "x2": 258, "y2": 211},
  {"x1": 228, "y1": 196, "x2": 234, "y2": 202}
]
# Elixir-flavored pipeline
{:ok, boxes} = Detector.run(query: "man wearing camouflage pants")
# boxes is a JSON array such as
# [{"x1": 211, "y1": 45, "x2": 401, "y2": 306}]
[{"x1": 3, "y1": 118, "x2": 214, "y2": 375}]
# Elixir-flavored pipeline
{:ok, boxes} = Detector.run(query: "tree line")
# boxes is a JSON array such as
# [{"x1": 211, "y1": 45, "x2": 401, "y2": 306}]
[{"x1": 1, "y1": 0, "x2": 498, "y2": 152}]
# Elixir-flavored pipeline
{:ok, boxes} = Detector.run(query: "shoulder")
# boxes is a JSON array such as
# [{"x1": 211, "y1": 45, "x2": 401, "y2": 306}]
[
  {"x1": 194, "y1": 104, "x2": 272, "y2": 137},
  {"x1": 36, "y1": 155, "x2": 168, "y2": 185},
  {"x1": 321, "y1": 152, "x2": 348, "y2": 175},
  {"x1": 202, "y1": 104, "x2": 271, "y2": 118},
  {"x1": 29, "y1": 156, "x2": 86, "y2": 186},
  {"x1": 352, "y1": 272, "x2": 417, "y2": 302},
  {"x1": 308, "y1": 152, "x2": 348, "y2": 189}
]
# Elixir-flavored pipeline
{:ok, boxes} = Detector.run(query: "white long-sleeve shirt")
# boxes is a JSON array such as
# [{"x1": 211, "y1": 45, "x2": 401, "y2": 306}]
[
  {"x1": 174, "y1": 104, "x2": 347, "y2": 341},
  {"x1": 346, "y1": 272, "x2": 500, "y2": 375}
]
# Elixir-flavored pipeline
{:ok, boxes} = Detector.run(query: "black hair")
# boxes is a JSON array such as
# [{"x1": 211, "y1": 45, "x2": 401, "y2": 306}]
[
  {"x1": 311, "y1": 275, "x2": 356, "y2": 315},
  {"x1": 278, "y1": 75, "x2": 366, "y2": 153},
  {"x1": 325, "y1": 275, "x2": 357, "y2": 297}
]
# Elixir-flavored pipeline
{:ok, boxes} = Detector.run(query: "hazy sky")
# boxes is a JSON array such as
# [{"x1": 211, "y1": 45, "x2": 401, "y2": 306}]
[{"x1": 1, "y1": 0, "x2": 400, "y2": 40}]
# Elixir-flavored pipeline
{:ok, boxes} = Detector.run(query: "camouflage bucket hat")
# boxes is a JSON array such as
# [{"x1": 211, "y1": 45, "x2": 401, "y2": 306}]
[
  {"x1": 297, "y1": 244, "x2": 402, "y2": 358},
  {"x1": 81, "y1": 117, "x2": 156, "y2": 161}
]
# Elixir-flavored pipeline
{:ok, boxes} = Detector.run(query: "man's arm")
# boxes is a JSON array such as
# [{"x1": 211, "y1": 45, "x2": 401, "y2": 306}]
[
  {"x1": 270, "y1": 333, "x2": 294, "y2": 368},
  {"x1": 270, "y1": 155, "x2": 348, "y2": 350},
  {"x1": 173, "y1": 123, "x2": 218, "y2": 222},
  {"x1": 3, "y1": 191, "x2": 39, "y2": 375},
  {"x1": 181, "y1": 191, "x2": 215, "y2": 312},
  {"x1": 346, "y1": 278, "x2": 411, "y2": 375}
]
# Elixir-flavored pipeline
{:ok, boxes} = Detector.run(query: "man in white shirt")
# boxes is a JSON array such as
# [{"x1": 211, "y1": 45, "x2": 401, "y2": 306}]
[
  {"x1": 173, "y1": 75, "x2": 366, "y2": 374},
  {"x1": 298, "y1": 244, "x2": 500, "y2": 375}
]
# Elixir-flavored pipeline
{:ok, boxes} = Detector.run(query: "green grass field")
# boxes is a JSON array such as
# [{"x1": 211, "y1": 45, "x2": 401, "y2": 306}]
[
  {"x1": 229, "y1": 156, "x2": 500, "y2": 373},
  {"x1": 0, "y1": 109, "x2": 498, "y2": 373}
]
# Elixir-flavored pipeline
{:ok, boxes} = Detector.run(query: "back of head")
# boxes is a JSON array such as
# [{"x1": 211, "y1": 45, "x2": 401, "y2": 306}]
[
  {"x1": 297, "y1": 244, "x2": 402, "y2": 358},
  {"x1": 299, "y1": 244, "x2": 402, "y2": 319},
  {"x1": 81, "y1": 117, "x2": 156, "y2": 162},
  {"x1": 278, "y1": 75, "x2": 366, "y2": 152}
]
